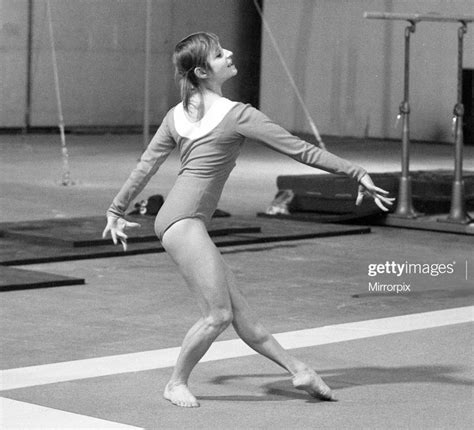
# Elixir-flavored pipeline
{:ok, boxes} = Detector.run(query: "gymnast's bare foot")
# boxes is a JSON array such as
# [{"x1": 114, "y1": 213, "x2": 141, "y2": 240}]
[
  {"x1": 163, "y1": 382, "x2": 200, "y2": 408},
  {"x1": 292, "y1": 369, "x2": 336, "y2": 401}
]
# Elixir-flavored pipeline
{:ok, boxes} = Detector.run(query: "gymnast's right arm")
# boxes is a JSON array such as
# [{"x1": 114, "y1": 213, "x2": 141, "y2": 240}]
[
  {"x1": 103, "y1": 112, "x2": 176, "y2": 249},
  {"x1": 235, "y1": 104, "x2": 394, "y2": 212}
]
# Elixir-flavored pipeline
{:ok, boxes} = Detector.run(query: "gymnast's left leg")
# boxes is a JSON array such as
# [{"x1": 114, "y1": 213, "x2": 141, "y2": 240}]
[{"x1": 224, "y1": 263, "x2": 335, "y2": 401}]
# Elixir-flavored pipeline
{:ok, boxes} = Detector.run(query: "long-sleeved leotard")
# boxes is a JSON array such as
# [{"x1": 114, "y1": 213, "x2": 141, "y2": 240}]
[{"x1": 108, "y1": 98, "x2": 367, "y2": 240}]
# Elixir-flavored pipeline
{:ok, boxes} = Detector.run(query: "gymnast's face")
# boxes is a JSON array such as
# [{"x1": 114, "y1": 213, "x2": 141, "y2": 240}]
[{"x1": 206, "y1": 45, "x2": 238, "y2": 84}]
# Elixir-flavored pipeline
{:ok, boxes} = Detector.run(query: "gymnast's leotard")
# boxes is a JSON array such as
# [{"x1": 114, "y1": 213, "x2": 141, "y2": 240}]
[{"x1": 107, "y1": 98, "x2": 367, "y2": 240}]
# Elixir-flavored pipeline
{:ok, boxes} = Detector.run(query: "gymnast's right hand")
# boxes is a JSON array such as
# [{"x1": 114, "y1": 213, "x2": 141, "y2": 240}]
[
  {"x1": 102, "y1": 216, "x2": 141, "y2": 252},
  {"x1": 356, "y1": 173, "x2": 395, "y2": 212}
]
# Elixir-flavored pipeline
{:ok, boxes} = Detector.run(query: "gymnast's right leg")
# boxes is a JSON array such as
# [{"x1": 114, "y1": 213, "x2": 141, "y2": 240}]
[{"x1": 160, "y1": 218, "x2": 234, "y2": 408}]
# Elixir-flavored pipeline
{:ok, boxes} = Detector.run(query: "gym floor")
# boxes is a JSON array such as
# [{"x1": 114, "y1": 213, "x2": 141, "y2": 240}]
[{"x1": 1, "y1": 133, "x2": 473, "y2": 429}]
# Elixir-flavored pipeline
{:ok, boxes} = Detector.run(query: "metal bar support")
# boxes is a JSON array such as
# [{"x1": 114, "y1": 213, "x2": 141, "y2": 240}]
[
  {"x1": 365, "y1": 11, "x2": 473, "y2": 223},
  {"x1": 392, "y1": 21, "x2": 419, "y2": 218},
  {"x1": 439, "y1": 22, "x2": 472, "y2": 224}
]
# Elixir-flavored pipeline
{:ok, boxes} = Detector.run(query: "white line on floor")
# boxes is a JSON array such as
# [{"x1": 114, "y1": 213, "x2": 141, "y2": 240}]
[
  {"x1": 1, "y1": 306, "x2": 472, "y2": 392},
  {"x1": 0, "y1": 397, "x2": 143, "y2": 430}
]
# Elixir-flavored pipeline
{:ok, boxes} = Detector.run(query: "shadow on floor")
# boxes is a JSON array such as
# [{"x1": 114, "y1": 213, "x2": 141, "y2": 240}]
[{"x1": 199, "y1": 365, "x2": 473, "y2": 403}]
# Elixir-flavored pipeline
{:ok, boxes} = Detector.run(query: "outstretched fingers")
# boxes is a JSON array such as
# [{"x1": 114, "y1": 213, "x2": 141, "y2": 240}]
[
  {"x1": 102, "y1": 223, "x2": 117, "y2": 244},
  {"x1": 116, "y1": 230, "x2": 129, "y2": 251},
  {"x1": 369, "y1": 192, "x2": 395, "y2": 211},
  {"x1": 373, "y1": 196, "x2": 390, "y2": 211},
  {"x1": 102, "y1": 217, "x2": 141, "y2": 251},
  {"x1": 372, "y1": 185, "x2": 390, "y2": 195},
  {"x1": 356, "y1": 185, "x2": 395, "y2": 211},
  {"x1": 124, "y1": 221, "x2": 141, "y2": 229},
  {"x1": 117, "y1": 220, "x2": 141, "y2": 251},
  {"x1": 101, "y1": 226, "x2": 110, "y2": 240}
]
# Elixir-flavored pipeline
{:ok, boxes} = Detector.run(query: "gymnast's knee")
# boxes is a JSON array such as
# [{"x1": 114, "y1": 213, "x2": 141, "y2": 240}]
[
  {"x1": 233, "y1": 319, "x2": 270, "y2": 345},
  {"x1": 203, "y1": 308, "x2": 233, "y2": 333}
]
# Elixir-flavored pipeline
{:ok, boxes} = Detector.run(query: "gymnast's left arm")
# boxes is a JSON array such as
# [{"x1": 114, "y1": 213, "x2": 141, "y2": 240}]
[{"x1": 235, "y1": 105, "x2": 394, "y2": 211}]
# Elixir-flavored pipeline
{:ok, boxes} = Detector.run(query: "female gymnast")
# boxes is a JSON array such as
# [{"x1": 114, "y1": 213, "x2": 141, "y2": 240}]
[{"x1": 103, "y1": 32, "x2": 393, "y2": 408}]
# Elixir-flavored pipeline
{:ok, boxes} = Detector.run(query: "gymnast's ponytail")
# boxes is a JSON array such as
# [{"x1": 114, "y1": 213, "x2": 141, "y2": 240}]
[{"x1": 173, "y1": 32, "x2": 220, "y2": 112}]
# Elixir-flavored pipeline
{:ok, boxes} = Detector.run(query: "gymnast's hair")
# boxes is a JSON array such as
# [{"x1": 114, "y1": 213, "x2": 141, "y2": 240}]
[{"x1": 173, "y1": 32, "x2": 220, "y2": 112}]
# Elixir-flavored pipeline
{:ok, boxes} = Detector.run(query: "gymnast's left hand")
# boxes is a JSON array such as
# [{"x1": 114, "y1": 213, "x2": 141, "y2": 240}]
[
  {"x1": 356, "y1": 174, "x2": 395, "y2": 212},
  {"x1": 102, "y1": 216, "x2": 141, "y2": 252}
]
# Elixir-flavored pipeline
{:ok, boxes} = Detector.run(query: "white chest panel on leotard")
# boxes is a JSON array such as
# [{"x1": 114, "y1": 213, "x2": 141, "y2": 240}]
[{"x1": 173, "y1": 98, "x2": 237, "y2": 140}]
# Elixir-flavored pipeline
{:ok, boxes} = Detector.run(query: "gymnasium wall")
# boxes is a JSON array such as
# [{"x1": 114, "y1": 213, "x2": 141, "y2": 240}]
[
  {"x1": 260, "y1": 0, "x2": 474, "y2": 143},
  {"x1": 0, "y1": 0, "x2": 261, "y2": 128}
]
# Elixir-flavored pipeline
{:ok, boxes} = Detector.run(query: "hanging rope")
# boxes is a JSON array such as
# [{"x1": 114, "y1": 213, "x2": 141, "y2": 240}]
[
  {"x1": 252, "y1": 0, "x2": 326, "y2": 150},
  {"x1": 46, "y1": 0, "x2": 73, "y2": 185},
  {"x1": 143, "y1": 0, "x2": 152, "y2": 150}
]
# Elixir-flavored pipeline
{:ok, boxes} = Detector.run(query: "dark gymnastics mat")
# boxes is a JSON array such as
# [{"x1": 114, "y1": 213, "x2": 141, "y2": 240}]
[
  {"x1": 0, "y1": 266, "x2": 85, "y2": 292},
  {"x1": 259, "y1": 210, "x2": 474, "y2": 235},
  {"x1": 276, "y1": 170, "x2": 474, "y2": 215},
  {"x1": 0, "y1": 215, "x2": 261, "y2": 248},
  {"x1": 212, "y1": 217, "x2": 370, "y2": 247},
  {"x1": 257, "y1": 209, "x2": 382, "y2": 224},
  {"x1": 0, "y1": 216, "x2": 370, "y2": 266}
]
